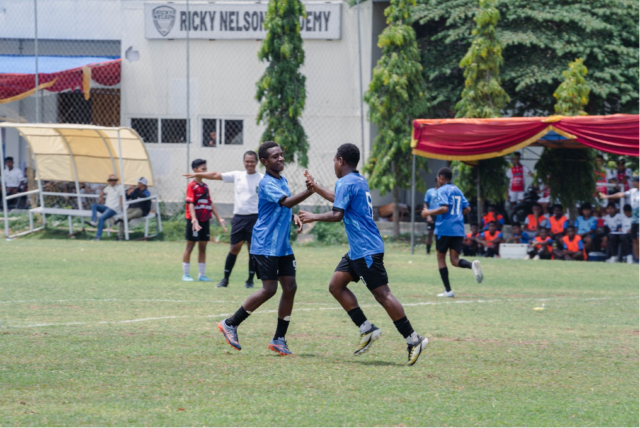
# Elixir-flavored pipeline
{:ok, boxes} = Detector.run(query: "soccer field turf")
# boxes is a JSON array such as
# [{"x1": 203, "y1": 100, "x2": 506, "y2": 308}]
[{"x1": 1, "y1": 240, "x2": 638, "y2": 426}]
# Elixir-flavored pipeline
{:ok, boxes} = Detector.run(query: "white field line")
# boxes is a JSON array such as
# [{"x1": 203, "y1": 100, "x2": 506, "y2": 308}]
[
  {"x1": 0, "y1": 299, "x2": 236, "y2": 304},
  {"x1": 2, "y1": 295, "x2": 637, "y2": 329}
]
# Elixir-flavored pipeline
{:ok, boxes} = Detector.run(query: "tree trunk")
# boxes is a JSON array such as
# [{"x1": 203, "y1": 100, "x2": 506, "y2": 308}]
[{"x1": 393, "y1": 185, "x2": 400, "y2": 239}]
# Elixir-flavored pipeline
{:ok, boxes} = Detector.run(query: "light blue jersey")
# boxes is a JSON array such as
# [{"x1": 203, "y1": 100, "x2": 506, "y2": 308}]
[
  {"x1": 574, "y1": 216, "x2": 597, "y2": 235},
  {"x1": 250, "y1": 172, "x2": 293, "y2": 257},
  {"x1": 434, "y1": 183, "x2": 469, "y2": 237},
  {"x1": 333, "y1": 172, "x2": 385, "y2": 260},
  {"x1": 424, "y1": 188, "x2": 438, "y2": 206}
]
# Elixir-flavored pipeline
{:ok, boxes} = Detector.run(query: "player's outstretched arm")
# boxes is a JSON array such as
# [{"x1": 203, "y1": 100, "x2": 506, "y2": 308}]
[
  {"x1": 304, "y1": 170, "x2": 335, "y2": 203},
  {"x1": 183, "y1": 171, "x2": 223, "y2": 180},
  {"x1": 599, "y1": 191, "x2": 624, "y2": 200},
  {"x1": 423, "y1": 205, "x2": 449, "y2": 217},
  {"x1": 279, "y1": 188, "x2": 314, "y2": 209},
  {"x1": 299, "y1": 209, "x2": 343, "y2": 224}
]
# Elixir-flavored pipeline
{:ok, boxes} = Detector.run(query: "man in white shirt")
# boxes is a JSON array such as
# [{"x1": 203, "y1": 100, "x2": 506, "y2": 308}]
[
  {"x1": 184, "y1": 151, "x2": 263, "y2": 288},
  {"x1": 506, "y1": 152, "x2": 533, "y2": 209},
  {"x1": 4, "y1": 157, "x2": 25, "y2": 208},
  {"x1": 89, "y1": 174, "x2": 123, "y2": 241},
  {"x1": 600, "y1": 176, "x2": 639, "y2": 263}
]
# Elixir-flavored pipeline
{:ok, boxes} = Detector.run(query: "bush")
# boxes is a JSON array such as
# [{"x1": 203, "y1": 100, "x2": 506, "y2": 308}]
[{"x1": 310, "y1": 221, "x2": 348, "y2": 245}]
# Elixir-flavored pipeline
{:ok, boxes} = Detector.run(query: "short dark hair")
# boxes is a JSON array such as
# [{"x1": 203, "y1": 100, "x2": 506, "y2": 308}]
[
  {"x1": 4, "y1": 156, "x2": 13, "y2": 162},
  {"x1": 512, "y1": 222, "x2": 521, "y2": 227},
  {"x1": 258, "y1": 141, "x2": 280, "y2": 161},
  {"x1": 488, "y1": 204, "x2": 497, "y2": 210},
  {"x1": 539, "y1": 226, "x2": 548, "y2": 232},
  {"x1": 191, "y1": 158, "x2": 206, "y2": 170},
  {"x1": 566, "y1": 225, "x2": 575, "y2": 231},
  {"x1": 488, "y1": 221, "x2": 497, "y2": 226},
  {"x1": 437, "y1": 167, "x2": 452, "y2": 181},
  {"x1": 243, "y1": 150, "x2": 258, "y2": 161},
  {"x1": 336, "y1": 143, "x2": 360, "y2": 167},
  {"x1": 513, "y1": 151, "x2": 521, "y2": 157},
  {"x1": 596, "y1": 154, "x2": 604, "y2": 160},
  {"x1": 580, "y1": 202, "x2": 592, "y2": 211},
  {"x1": 553, "y1": 204, "x2": 563, "y2": 210},
  {"x1": 607, "y1": 202, "x2": 617, "y2": 209},
  {"x1": 624, "y1": 204, "x2": 632, "y2": 212},
  {"x1": 532, "y1": 203, "x2": 542, "y2": 210}
]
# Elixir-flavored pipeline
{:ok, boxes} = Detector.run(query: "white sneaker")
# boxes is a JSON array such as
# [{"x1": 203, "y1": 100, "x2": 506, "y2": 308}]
[
  {"x1": 606, "y1": 256, "x2": 617, "y2": 263},
  {"x1": 626, "y1": 255, "x2": 634, "y2": 264},
  {"x1": 472, "y1": 260, "x2": 483, "y2": 283},
  {"x1": 88, "y1": 220, "x2": 97, "y2": 227},
  {"x1": 524, "y1": 255, "x2": 531, "y2": 260},
  {"x1": 437, "y1": 290, "x2": 454, "y2": 298},
  {"x1": 533, "y1": 255, "x2": 540, "y2": 260}
]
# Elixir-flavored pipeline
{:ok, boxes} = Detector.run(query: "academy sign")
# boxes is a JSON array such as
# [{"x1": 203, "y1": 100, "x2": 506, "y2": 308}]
[{"x1": 145, "y1": 2, "x2": 341, "y2": 40}]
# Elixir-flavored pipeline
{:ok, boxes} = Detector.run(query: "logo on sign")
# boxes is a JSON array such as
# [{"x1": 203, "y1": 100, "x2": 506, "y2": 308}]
[{"x1": 153, "y1": 5, "x2": 176, "y2": 36}]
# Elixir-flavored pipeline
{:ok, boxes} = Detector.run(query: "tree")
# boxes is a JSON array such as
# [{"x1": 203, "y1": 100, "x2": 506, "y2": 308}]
[
  {"x1": 451, "y1": 0, "x2": 509, "y2": 220},
  {"x1": 536, "y1": 59, "x2": 596, "y2": 214},
  {"x1": 414, "y1": 0, "x2": 639, "y2": 118},
  {"x1": 364, "y1": 0, "x2": 429, "y2": 239},
  {"x1": 256, "y1": 0, "x2": 309, "y2": 166}
]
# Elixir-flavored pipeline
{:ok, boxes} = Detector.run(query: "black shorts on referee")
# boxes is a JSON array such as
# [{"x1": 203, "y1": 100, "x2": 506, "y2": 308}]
[
  {"x1": 230, "y1": 214, "x2": 258, "y2": 245},
  {"x1": 436, "y1": 235, "x2": 464, "y2": 254},
  {"x1": 335, "y1": 253, "x2": 389, "y2": 291}
]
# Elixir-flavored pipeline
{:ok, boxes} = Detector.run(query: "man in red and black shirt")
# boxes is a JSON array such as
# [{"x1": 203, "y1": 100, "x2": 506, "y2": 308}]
[
  {"x1": 506, "y1": 152, "x2": 533, "y2": 210},
  {"x1": 183, "y1": 159, "x2": 227, "y2": 282}
]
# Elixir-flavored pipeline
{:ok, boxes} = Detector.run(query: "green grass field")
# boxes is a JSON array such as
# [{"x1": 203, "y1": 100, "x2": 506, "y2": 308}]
[{"x1": 1, "y1": 240, "x2": 638, "y2": 426}]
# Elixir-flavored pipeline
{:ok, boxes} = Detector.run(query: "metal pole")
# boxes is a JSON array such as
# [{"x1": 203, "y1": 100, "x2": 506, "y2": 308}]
[
  {"x1": 117, "y1": 129, "x2": 129, "y2": 240},
  {"x1": 476, "y1": 163, "x2": 481, "y2": 226},
  {"x1": 1, "y1": 130, "x2": 10, "y2": 238},
  {"x1": 185, "y1": 0, "x2": 191, "y2": 175},
  {"x1": 356, "y1": 0, "x2": 365, "y2": 159},
  {"x1": 34, "y1": 0, "x2": 40, "y2": 123},
  {"x1": 410, "y1": 154, "x2": 416, "y2": 254}
]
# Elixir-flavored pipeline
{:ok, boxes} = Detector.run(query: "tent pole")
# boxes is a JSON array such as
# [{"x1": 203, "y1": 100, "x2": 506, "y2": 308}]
[
  {"x1": 356, "y1": 0, "x2": 365, "y2": 159},
  {"x1": 410, "y1": 154, "x2": 416, "y2": 254},
  {"x1": 185, "y1": 0, "x2": 191, "y2": 176},
  {"x1": 476, "y1": 163, "x2": 481, "y2": 226},
  {"x1": 34, "y1": 0, "x2": 40, "y2": 123},
  {"x1": 117, "y1": 129, "x2": 129, "y2": 240},
  {"x1": 1, "y1": 130, "x2": 10, "y2": 239}
]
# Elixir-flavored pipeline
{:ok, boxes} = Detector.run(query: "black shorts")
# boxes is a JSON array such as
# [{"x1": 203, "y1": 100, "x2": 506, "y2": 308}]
[
  {"x1": 435, "y1": 235, "x2": 463, "y2": 254},
  {"x1": 252, "y1": 254, "x2": 296, "y2": 280},
  {"x1": 230, "y1": 214, "x2": 258, "y2": 245},
  {"x1": 185, "y1": 219, "x2": 210, "y2": 242},
  {"x1": 632, "y1": 223, "x2": 639, "y2": 239},
  {"x1": 335, "y1": 253, "x2": 389, "y2": 291},
  {"x1": 426, "y1": 221, "x2": 435, "y2": 231}
]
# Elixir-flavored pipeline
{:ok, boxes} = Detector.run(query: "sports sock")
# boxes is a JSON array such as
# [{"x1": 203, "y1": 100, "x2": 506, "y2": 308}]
[
  {"x1": 274, "y1": 316, "x2": 291, "y2": 340},
  {"x1": 198, "y1": 263, "x2": 206, "y2": 277},
  {"x1": 439, "y1": 267, "x2": 451, "y2": 292},
  {"x1": 182, "y1": 262, "x2": 190, "y2": 276},
  {"x1": 347, "y1": 307, "x2": 368, "y2": 329},
  {"x1": 226, "y1": 306, "x2": 251, "y2": 327},
  {"x1": 224, "y1": 253, "x2": 237, "y2": 279},
  {"x1": 248, "y1": 257, "x2": 255, "y2": 281},
  {"x1": 458, "y1": 259, "x2": 472, "y2": 269},
  {"x1": 393, "y1": 316, "x2": 416, "y2": 342},
  {"x1": 426, "y1": 244, "x2": 431, "y2": 254},
  {"x1": 359, "y1": 320, "x2": 372, "y2": 335},
  {"x1": 406, "y1": 332, "x2": 420, "y2": 345}
]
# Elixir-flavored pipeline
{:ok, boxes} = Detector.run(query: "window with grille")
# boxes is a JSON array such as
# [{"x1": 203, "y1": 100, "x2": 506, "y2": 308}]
[
  {"x1": 201, "y1": 119, "x2": 243, "y2": 147},
  {"x1": 131, "y1": 118, "x2": 187, "y2": 144}
]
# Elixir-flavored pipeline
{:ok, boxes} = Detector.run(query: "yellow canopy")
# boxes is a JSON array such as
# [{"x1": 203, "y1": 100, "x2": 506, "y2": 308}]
[{"x1": 0, "y1": 123, "x2": 154, "y2": 186}]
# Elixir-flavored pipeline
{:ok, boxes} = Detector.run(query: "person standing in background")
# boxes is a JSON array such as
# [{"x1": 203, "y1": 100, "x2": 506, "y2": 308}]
[{"x1": 506, "y1": 152, "x2": 534, "y2": 210}]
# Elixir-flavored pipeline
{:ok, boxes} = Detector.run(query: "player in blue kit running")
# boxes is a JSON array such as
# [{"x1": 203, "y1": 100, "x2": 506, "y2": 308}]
[
  {"x1": 299, "y1": 144, "x2": 429, "y2": 366},
  {"x1": 217, "y1": 142, "x2": 314, "y2": 356},
  {"x1": 422, "y1": 179, "x2": 439, "y2": 254},
  {"x1": 421, "y1": 167, "x2": 483, "y2": 298}
]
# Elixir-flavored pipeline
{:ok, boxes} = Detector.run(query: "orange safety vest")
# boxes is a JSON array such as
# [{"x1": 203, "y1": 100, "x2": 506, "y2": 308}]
[
  {"x1": 482, "y1": 212, "x2": 503, "y2": 227},
  {"x1": 548, "y1": 215, "x2": 568, "y2": 235},
  {"x1": 562, "y1": 235, "x2": 586, "y2": 259},
  {"x1": 525, "y1": 214, "x2": 544, "y2": 231},
  {"x1": 464, "y1": 232, "x2": 478, "y2": 244},
  {"x1": 533, "y1": 236, "x2": 552, "y2": 251},
  {"x1": 483, "y1": 230, "x2": 501, "y2": 242}
]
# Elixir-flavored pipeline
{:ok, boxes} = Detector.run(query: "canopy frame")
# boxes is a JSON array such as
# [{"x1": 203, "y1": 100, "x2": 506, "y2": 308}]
[{"x1": 1, "y1": 123, "x2": 161, "y2": 240}]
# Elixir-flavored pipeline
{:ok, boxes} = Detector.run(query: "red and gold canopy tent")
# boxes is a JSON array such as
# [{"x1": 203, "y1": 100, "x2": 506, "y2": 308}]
[{"x1": 411, "y1": 114, "x2": 639, "y2": 161}]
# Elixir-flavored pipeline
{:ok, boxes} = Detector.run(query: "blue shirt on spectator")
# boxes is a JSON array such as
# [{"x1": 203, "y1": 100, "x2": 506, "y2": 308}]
[
  {"x1": 574, "y1": 216, "x2": 597, "y2": 235},
  {"x1": 250, "y1": 172, "x2": 292, "y2": 257},
  {"x1": 333, "y1": 171, "x2": 385, "y2": 260},
  {"x1": 513, "y1": 233, "x2": 530, "y2": 244}
]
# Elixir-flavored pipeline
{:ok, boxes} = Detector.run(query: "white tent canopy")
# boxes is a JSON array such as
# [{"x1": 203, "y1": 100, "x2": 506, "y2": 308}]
[{"x1": 0, "y1": 123, "x2": 154, "y2": 186}]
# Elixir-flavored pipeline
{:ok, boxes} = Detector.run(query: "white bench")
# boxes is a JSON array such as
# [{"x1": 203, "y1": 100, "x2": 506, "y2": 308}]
[{"x1": 29, "y1": 206, "x2": 159, "y2": 238}]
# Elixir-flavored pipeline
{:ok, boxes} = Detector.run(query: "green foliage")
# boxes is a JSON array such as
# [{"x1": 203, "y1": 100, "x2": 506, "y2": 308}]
[
  {"x1": 536, "y1": 148, "x2": 596, "y2": 209},
  {"x1": 309, "y1": 221, "x2": 348, "y2": 245},
  {"x1": 256, "y1": 0, "x2": 309, "y2": 166},
  {"x1": 454, "y1": 0, "x2": 510, "y2": 118},
  {"x1": 414, "y1": 0, "x2": 639, "y2": 117},
  {"x1": 554, "y1": 59, "x2": 590, "y2": 116},
  {"x1": 452, "y1": 157, "x2": 509, "y2": 202},
  {"x1": 363, "y1": 0, "x2": 429, "y2": 196}
]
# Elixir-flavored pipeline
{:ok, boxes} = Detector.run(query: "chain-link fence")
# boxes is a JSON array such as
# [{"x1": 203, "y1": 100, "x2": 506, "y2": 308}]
[{"x1": 1, "y1": 0, "x2": 380, "y2": 220}]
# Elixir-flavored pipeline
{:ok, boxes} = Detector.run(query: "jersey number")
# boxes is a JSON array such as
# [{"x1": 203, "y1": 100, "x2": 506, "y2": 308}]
[
  {"x1": 366, "y1": 191, "x2": 373, "y2": 219},
  {"x1": 452, "y1": 196, "x2": 462, "y2": 215}
]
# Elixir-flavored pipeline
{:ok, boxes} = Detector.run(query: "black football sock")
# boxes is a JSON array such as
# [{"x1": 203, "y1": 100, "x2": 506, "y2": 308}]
[
  {"x1": 458, "y1": 259, "x2": 473, "y2": 269},
  {"x1": 393, "y1": 316, "x2": 415, "y2": 338},
  {"x1": 226, "y1": 306, "x2": 251, "y2": 327},
  {"x1": 273, "y1": 316, "x2": 291, "y2": 340},
  {"x1": 426, "y1": 244, "x2": 431, "y2": 254},
  {"x1": 224, "y1": 253, "x2": 237, "y2": 279},
  {"x1": 347, "y1": 307, "x2": 368, "y2": 328},
  {"x1": 247, "y1": 256, "x2": 255, "y2": 281},
  {"x1": 439, "y1": 267, "x2": 451, "y2": 292}
]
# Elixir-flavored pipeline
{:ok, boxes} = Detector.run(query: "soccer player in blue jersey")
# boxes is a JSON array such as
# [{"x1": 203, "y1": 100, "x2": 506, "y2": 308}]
[
  {"x1": 217, "y1": 142, "x2": 314, "y2": 356},
  {"x1": 299, "y1": 143, "x2": 429, "y2": 366},
  {"x1": 422, "y1": 179, "x2": 439, "y2": 255},
  {"x1": 421, "y1": 167, "x2": 483, "y2": 298}
]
